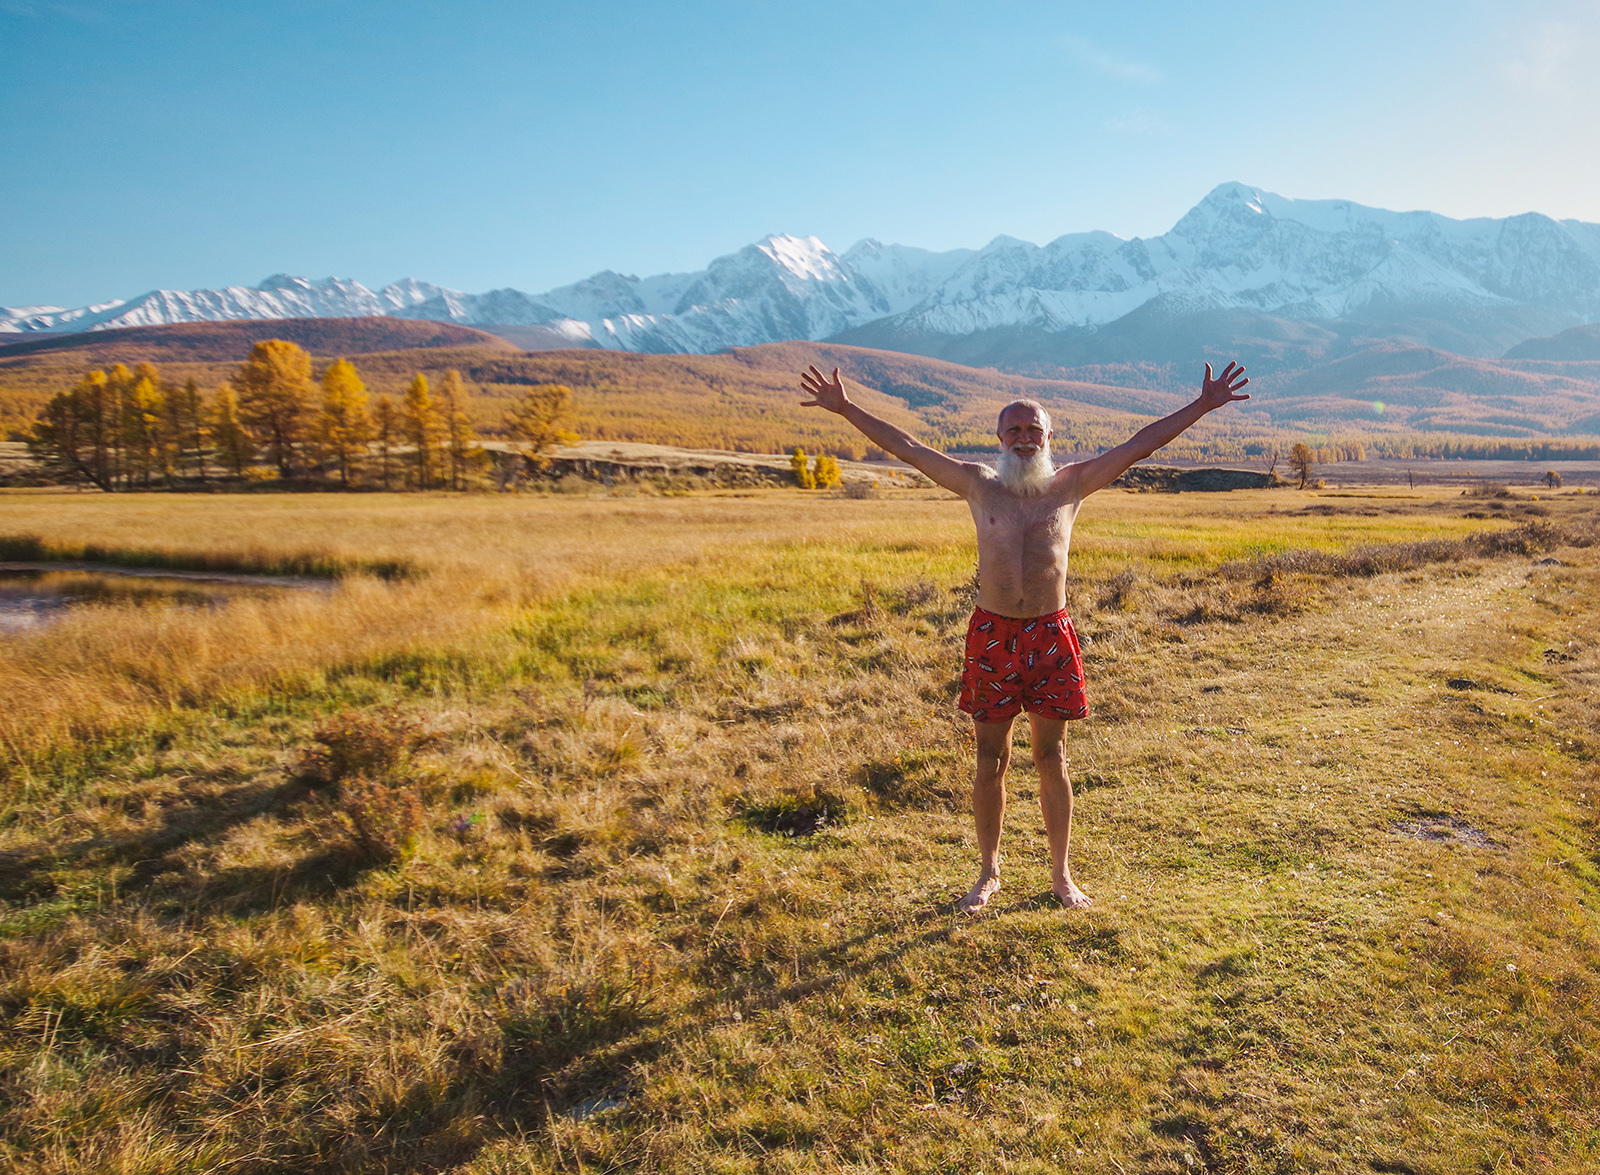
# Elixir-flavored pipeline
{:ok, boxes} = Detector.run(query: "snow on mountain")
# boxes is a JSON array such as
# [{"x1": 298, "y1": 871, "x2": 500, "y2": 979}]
[
  {"x1": 9, "y1": 186, "x2": 1600, "y2": 360},
  {"x1": 2, "y1": 300, "x2": 131, "y2": 332},
  {"x1": 378, "y1": 278, "x2": 451, "y2": 312},
  {"x1": 881, "y1": 183, "x2": 1600, "y2": 344},
  {"x1": 841, "y1": 239, "x2": 977, "y2": 316}
]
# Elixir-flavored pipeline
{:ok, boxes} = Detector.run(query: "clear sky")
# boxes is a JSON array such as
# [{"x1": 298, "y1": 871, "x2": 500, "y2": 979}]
[{"x1": 4, "y1": 0, "x2": 1599, "y2": 309}]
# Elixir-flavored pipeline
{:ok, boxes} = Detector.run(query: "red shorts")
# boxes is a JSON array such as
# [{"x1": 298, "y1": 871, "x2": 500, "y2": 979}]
[{"x1": 958, "y1": 607, "x2": 1088, "y2": 723}]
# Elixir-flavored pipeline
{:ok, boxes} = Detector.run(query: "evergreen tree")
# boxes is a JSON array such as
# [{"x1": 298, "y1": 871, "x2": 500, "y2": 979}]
[
  {"x1": 401, "y1": 373, "x2": 443, "y2": 489},
  {"x1": 438, "y1": 369, "x2": 481, "y2": 490},
  {"x1": 211, "y1": 385, "x2": 254, "y2": 477},
  {"x1": 373, "y1": 394, "x2": 399, "y2": 490},
  {"x1": 501, "y1": 383, "x2": 575, "y2": 479},
  {"x1": 233, "y1": 339, "x2": 314, "y2": 476},
  {"x1": 316, "y1": 358, "x2": 373, "y2": 486}
]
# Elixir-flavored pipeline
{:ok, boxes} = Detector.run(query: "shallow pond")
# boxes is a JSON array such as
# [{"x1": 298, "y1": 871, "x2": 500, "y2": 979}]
[{"x1": 0, "y1": 562, "x2": 331, "y2": 634}]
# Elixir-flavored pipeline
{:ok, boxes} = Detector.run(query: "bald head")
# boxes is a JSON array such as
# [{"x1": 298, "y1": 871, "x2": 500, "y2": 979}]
[{"x1": 998, "y1": 399, "x2": 1051, "y2": 436}]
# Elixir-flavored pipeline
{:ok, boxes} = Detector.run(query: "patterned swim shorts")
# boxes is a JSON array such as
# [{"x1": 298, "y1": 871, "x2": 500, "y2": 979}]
[{"x1": 957, "y1": 606, "x2": 1088, "y2": 723}]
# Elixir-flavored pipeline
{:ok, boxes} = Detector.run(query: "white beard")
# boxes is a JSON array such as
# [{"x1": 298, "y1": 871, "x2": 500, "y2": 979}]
[{"x1": 994, "y1": 447, "x2": 1056, "y2": 496}]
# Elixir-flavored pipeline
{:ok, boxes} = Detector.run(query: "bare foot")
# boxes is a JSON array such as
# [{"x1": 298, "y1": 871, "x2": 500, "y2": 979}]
[
  {"x1": 958, "y1": 874, "x2": 1001, "y2": 914},
  {"x1": 1051, "y1": 878, "x2": 1093, "y2": 909}
]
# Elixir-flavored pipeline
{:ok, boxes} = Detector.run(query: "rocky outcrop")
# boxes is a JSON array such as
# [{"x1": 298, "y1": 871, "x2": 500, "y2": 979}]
[
  {"x1": 485, "y1": 441, "x2": 914, "y2": 491},
  {"x1": 1112, "y1": 465, "x2": 1279, "y2": 492}
]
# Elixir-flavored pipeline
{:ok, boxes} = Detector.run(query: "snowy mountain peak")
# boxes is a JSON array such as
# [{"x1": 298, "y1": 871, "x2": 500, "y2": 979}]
[
  {"x1": 379, "y1": 278, "x2": 450, "y2": 310},
  {"x1": 1201, "y1": 181, "x2": 1268, "y2": 210},
  {"x1": 257, "y1": 274, "x2": 315, "y2": 291},
  {"x1": 8, "y1": 186, "x2": 1600, "y2": 358},
  {"x1": 754, "y1": 234, "x2": 847, "y2": 283}
]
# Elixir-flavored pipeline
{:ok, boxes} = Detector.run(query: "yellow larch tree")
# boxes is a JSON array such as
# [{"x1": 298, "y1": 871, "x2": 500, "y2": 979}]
[
  {"x1": 790, "y1": 447, "x2": 815, "y2": 489},
  {"x1": 122, "y1": 364, "x2": 168, "y2": 488},
  {"x1": 210, "y1": 384, "x2": 253, "y2": 477},
  {"x1": 373, "y1": 393, "x2": 399, "y2": 490},
  {"x1": 502, "y1": 383, "x2": 576, "y2": 479},
  {"x1": 316, "y1": 358, "x2": 373, "y2": 487},
  {"x1": 232, "y1": 339, "x2": 314, "y2": 477},
  {"x1": 401, "y1": 373, "x2": 443, "y2": 489},
  {"x1": 438, "y1": 369, "x2": 482, "y2": 490}
]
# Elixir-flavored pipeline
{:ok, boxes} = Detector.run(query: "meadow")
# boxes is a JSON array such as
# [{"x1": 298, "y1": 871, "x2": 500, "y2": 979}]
[{"x1": 0, "y1": 481, "x2": 1597, "y2": 1173}]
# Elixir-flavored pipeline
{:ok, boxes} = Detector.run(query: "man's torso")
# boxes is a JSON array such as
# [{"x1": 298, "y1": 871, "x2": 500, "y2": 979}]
[{"x1": 965, "y1": 472, "x2": 1082, "y2": 618}]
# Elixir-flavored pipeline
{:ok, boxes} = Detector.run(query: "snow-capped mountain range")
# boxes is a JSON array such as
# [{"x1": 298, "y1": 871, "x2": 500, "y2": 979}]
[{"x1": 9, "y1": 184, "x2": 1600, "y2": 365}]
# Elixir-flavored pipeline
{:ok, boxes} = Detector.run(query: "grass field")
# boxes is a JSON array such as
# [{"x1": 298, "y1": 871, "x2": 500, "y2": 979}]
[{"x1": 0, "y1": 483, "x2": 1597, "y2": 1173}]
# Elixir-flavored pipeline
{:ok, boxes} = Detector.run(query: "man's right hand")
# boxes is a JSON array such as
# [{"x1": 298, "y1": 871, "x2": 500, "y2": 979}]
[{"x1": 800, "y1": 365, "x2": 850, "y2": 414}]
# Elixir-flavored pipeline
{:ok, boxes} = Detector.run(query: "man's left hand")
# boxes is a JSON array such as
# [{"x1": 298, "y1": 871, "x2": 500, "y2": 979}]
[{"x1": 1198, "y1": 361, "x2": 1250, "y2": 410}]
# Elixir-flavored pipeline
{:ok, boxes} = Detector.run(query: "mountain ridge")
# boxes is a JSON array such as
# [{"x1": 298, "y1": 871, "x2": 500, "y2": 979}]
[{"x1": 10, "y1": 185, "x2": 1599, "y2": 368}]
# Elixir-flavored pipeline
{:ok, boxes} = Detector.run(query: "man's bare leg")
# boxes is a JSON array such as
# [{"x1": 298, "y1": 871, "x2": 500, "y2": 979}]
[
  {"x1": 959, "y1": 718, "x2": 1013, "y2": 913},
  {"x1": 1029, "y1": 712, "x2": 1092, "y2": 909}
]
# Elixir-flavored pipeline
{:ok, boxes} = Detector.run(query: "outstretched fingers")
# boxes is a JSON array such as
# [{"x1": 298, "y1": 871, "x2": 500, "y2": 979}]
[
  {"x1": 799, "y1": 364, "x2": 824, "y2": 405},
  {"x1": 1206, "y1": 360, "x2": 1249, "y2": 395},
  {"x1": 799, "y1": 364, "x2": 845, "y2": 408}
]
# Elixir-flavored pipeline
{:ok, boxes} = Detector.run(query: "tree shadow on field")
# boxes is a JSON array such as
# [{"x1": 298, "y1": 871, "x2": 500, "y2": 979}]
[{"x1": 0, "y1": 771, "x2": 361, "y2": 914}]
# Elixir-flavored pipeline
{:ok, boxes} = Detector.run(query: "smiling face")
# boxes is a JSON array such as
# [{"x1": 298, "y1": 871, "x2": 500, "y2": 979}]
[
  {"x1": 997, "y1": 403, "x2": 1052, "y2": 458},
  {"x1": 993, "y1": 401, "x2": 1057, "y2": 497}
]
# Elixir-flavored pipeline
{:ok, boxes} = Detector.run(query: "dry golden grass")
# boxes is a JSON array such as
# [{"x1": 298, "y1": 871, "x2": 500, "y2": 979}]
[{"x1": 1, "y1": 483, "x2": 1598, "y2": 1173}]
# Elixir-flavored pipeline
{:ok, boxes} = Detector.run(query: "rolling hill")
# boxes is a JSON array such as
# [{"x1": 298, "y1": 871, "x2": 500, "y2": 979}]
[{"x1": 4, "y1": 324, "x2": 1599, "y2": 459}]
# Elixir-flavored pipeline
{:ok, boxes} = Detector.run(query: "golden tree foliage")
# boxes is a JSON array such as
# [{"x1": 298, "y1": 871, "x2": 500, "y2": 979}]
[
  {"x1": 27, "y1": 368, "x2": 119, "y2": 491},
  {"x1": 502, "y1": 383, "x2": 577, "y2": 472},
  {"x1": 172, "y1": 378, "x2": 210, "y2": 483},
  {"x1": 401, "y1": 373, "x2": 443, "y2": 489},
  {"x1": 232, "y1": 339, "x2": 314, "y2": 476},
  {"x1": 122, "y1": 368, "x2": 166, "y2": 488},
  {"x1": 210, "y1": 384, "x2": 253, "y2": 476},
  {"x1": 438, "y1": 369, "x2": 483, "y2": 490},
  {"x1": 373, "y1": 393, "x2": 399, "y2": 490},
  {"x1": 316, "y1": 359, "x2": 373, "y2": 487},
  {"x1": 791, "y1": 447, "x2": 815, "y2": 489},
  {"x1": 27, "y1": 361, "x2": 183, "y2": 491}
]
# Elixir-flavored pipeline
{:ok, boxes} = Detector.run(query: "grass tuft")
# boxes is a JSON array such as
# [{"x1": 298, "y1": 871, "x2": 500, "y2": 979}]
[
  {"x1": 742, "y1": 784, "x2": 859, "y2": 836},
  {"x1": 296, "y1": 707, "x2": 439, "y2": 786}
]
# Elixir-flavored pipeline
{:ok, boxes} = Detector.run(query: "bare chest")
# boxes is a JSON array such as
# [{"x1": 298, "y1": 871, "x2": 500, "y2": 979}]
[{"x1": 968, "y1": 491, "x2": 1078, "y2": 554}]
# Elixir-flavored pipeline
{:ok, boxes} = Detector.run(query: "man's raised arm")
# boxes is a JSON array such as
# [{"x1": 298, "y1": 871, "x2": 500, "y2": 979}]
[
  {"x1": 1064, "y1": 362, "x2": 1250, "y2": 499},
  {"x1": 799, "y1": 365, "x2": 982, "y2": 496}
]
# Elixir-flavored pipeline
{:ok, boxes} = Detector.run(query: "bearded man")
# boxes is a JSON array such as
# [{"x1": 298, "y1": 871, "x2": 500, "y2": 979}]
[{"x1": 799, "y1": 362, "x2": 1250, "y2": 911}]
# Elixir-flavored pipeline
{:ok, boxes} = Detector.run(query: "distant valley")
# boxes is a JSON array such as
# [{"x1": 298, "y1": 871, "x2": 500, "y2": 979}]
[{"x1": 4, "y1": 322, "x2": 1599, "y2": 460}]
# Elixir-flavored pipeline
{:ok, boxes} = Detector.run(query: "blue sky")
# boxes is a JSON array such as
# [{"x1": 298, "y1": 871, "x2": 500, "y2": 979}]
[{"x1": 4, "y1": 0, "x2": 1599, "y2": 308}]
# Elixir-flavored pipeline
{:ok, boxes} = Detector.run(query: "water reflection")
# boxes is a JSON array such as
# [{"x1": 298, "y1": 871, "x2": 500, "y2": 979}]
[{"x1": 0, "y1": 563, "x2": 326, "y2": 634}]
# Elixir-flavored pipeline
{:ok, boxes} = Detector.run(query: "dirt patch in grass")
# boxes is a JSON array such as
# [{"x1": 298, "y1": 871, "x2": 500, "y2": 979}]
[{"x1": 1392, "y1": 815, "x2": 1504, "y2": 850}]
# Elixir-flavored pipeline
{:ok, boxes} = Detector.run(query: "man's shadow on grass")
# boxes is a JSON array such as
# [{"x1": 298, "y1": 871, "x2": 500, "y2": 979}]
[{"x1": 689, "y1": 887, "x2": 1109, "y2": 1015}]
